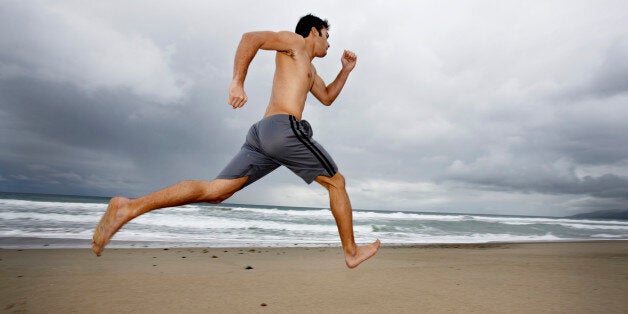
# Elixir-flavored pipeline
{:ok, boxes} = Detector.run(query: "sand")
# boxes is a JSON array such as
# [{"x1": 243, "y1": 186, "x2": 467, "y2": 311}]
[{"x1": 1, "y1": 241, "x2": 627, "y2": 313}]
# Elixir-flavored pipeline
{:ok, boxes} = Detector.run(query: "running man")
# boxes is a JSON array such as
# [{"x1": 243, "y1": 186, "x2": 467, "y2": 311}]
[{"x1": 92, "y1": 14, "x2": 380, "y2": 268}]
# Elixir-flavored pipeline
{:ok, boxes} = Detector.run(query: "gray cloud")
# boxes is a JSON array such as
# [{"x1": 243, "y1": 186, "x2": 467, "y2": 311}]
[{"x1": 1, "y1": 1, "x2": 627, "y2": 217}]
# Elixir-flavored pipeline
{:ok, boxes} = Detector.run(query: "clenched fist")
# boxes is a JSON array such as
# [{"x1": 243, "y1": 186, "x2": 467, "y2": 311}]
[
  {"x1": 229, "y1": 80, "x2": 248, "y2": 109},
  {"x1": 341, "y1": 50, "x2": 357, "y2": 72}
]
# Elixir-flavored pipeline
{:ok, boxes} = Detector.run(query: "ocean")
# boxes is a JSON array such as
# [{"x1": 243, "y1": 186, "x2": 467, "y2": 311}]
[{"x1": 1, "y1": 192, "x2": 627, "y2": 249}]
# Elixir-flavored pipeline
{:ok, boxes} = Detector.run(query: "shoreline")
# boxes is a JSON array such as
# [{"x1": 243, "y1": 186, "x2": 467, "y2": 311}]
[
  {"x1": 1, "y1": 236, "x2": 627, "y2": 250},
  {"x1": 2, "y1": 241, "x2": 627, "y2": 313}
]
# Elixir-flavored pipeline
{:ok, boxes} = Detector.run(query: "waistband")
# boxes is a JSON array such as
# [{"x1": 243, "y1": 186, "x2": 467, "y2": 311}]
[
  {"x1": 261, "y1": 113, "x2": 302, "y2": 121},
  {"x1": 258, "y1": 114, "x2": 312, "y2": 136},
  {"x1": 259, "y1": 114, "x2": 310, "y2": 125}
]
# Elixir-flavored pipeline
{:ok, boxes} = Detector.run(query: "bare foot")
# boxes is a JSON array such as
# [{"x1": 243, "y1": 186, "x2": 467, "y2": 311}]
[
  {"x1": 91, "y1": 197, "x2": 132, "y2": 256},
  {"x1": 345, "y1": 239, "x2": 381, "y2": 269}
]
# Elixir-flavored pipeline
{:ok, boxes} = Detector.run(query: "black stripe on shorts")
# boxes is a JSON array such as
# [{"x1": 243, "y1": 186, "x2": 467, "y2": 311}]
[{"x1": 289, "y1": 115, "x2": 335, "y2": 177}]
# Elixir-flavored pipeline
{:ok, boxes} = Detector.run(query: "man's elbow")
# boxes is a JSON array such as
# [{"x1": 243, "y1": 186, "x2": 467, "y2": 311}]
[
  {"x1": 241, "y1": 32, "x2": 255, "y2": 42},
  {"x1": 241, "y1": 32, "x2": 265, "y2": 44},
  {"x1": 321, "y1": 98, "x2": 334, "y2": 106},
  {"x1": 320, "y1": 91, "x2": 336, "y2": 106}
]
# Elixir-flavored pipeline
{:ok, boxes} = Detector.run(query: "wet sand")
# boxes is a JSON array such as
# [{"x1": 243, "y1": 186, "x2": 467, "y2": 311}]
[{"x1": 1, "y1": 241, "x2": 627, "y2": 313}]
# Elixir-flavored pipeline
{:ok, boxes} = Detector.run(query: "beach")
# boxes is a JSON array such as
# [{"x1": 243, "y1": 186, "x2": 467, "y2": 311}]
[{"x1": 1, "y1": 241, "x2": 626, "y2": 313}]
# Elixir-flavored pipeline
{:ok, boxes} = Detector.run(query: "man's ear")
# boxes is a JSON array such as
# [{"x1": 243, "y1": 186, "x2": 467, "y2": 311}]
[{"x1": 310, "y1": 26, "x2": 319, "y2": 37}]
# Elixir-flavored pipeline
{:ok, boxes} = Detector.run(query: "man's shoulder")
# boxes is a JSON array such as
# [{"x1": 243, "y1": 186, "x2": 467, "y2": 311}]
[
  {"x1": 275, "y1": 30, "x2": 302, "y2": 39},
  {"x1": 271, "y1": 32, "x2": 306, "y2": 57},
  {"x1": 249, "y1": 30, "x2": 304, "y2": 54},
  {"x1": 274, "y1": 31, "x2": 306, "y2": 47}
]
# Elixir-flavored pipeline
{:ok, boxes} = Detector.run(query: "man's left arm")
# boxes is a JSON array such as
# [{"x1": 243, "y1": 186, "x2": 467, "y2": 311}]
[{"x1": 310, "y1": 50, "x2": 357, "y2": 106}]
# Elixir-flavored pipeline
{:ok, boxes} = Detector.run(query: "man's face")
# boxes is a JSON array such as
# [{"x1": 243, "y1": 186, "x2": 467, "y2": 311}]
[{"x1": 316, "y1": 28, "x2": 330, "y2": 57}]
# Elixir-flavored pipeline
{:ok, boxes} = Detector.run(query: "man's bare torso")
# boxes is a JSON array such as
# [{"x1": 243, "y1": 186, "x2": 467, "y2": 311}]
[
  {"x1": 228, "y1": 28, "x2": 348, "y2": 117},
  {"x1": 263, "y1": 45, "x2": 315, "y2": 121}
]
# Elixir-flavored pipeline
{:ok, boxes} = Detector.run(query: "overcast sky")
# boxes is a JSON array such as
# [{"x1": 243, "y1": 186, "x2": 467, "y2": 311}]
[{"x1": 1, "y1": 0, "x2": 627, "y2": 217}]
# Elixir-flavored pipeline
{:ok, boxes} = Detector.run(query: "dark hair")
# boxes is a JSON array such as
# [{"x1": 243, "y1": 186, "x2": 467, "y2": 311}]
[{"x1": 295, "y1": 14, "x2": 329, "y2": 38}]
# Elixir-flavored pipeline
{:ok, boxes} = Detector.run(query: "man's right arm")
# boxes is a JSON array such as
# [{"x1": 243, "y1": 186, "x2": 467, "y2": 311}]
[{"x1": 229, "y1": 31, "x2": 303, "y2": 109}]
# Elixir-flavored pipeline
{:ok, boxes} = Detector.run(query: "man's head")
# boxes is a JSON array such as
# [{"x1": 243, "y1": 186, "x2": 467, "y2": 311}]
[
  {"x1": 296, "y1": 14, "x2": 330, "y2": 57},
  {"x1": 295, "y1": 14, "x2": 329, "y2": 38}
]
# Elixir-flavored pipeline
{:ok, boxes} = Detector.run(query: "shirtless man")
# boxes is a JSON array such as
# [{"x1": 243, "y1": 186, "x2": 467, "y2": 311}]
[{"x1": 92, "y1": 14, "x2": 380, "y2": 269}]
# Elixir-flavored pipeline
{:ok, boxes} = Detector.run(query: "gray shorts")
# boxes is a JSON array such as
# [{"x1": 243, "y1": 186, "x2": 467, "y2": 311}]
[{"x1": 216, "y1": 114, "x2": 338, "y2": 188}]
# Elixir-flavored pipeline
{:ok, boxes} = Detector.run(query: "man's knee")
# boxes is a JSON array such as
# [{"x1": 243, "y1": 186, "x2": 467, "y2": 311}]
[
  {"x1": 203, "y1": 177, "x2": 248, "y2": 203},
  {"x1": 207, "y1": 195, "x2": 228, "y2": 204},
  {"x1": 316, "y1": 172, "x2": 345, "y2": 190}
]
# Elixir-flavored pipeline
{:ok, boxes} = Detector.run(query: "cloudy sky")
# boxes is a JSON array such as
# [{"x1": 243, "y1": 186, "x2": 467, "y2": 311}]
[{"x1": 1, "y1": 0, "x2": 627, "y2": 217}]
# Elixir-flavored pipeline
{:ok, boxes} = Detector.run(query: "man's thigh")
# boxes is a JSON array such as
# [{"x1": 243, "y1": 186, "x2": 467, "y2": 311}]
[{"x1": 261, "y1": 116, "x2": 338, "y2": 184}]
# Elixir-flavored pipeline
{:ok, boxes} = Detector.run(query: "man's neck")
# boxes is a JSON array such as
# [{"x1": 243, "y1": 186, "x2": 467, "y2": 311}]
[{"x1": 304, "y1": 38, "x2": 316, "y2": 61}]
